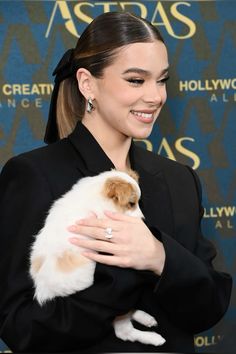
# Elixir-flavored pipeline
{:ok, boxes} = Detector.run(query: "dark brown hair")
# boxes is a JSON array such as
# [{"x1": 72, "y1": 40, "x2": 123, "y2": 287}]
[{"x1": 56, "y1": 11, "x2": 165, "y2": 139}]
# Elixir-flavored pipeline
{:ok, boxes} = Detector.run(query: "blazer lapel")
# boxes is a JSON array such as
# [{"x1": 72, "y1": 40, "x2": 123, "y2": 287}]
[
  {"x1": 131, "y1": 143, "x2": 175, "y2": 236},
  {"x1": 68, "y1": 122, "x2": 115, "y2": 176}
]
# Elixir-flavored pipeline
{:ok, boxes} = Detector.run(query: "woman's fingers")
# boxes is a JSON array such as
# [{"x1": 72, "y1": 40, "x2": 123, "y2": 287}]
[
  {"x1": 67, "y1": 212, "x2": 165, "y2": 274},
  {"x1": 104, "y1": 210, "x2": 139, "y2": 223},
  {"x1": 81, "y1": 252, "x2": 131, "y2": 268},
  {"x1": 74, "y1": 210, "x2": 140, "y2": 229},
  {"x1": 69, "y1": 236, "x2": 118, "y2": 254},
  {"x1": 68, "y1": 223, "x2": 117, "y2": 242},
  {"x1": 74, "y1": 217, "x2": 120, "y2": 232}
]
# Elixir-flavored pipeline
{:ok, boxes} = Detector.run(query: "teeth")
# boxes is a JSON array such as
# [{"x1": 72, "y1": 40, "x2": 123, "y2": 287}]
[{"x1": 131, "y1": 110, "x2": 153, "y2": 118}]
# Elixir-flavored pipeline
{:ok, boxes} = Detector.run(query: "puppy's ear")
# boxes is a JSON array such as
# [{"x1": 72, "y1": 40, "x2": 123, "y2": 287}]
[
  {"x1": 127, "y1": 169, "x2": 139, "y2": 182},
  {"x1": 104, "y1": 177, "x2": 138, "y2": 211}
]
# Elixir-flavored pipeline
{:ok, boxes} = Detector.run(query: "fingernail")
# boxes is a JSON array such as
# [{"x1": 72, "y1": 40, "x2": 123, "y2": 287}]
[
  {"x1": 69, "y1": 237, "x2": 78, "y2": 244},
  {"x1": 87, "y1": 211, "x2": 97, "y2": 218},
  {"x1": 76, "y1": 219, "x2": 84, "y2": 225},
  {"x1": 67, "y1": 225, "x2": 77, "y2": 232}
]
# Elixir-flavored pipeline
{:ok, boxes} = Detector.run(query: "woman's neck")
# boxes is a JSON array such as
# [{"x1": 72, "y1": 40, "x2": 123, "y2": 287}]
[{"x1": 82, "y1": 118, "x2": 132, "y2": 172}]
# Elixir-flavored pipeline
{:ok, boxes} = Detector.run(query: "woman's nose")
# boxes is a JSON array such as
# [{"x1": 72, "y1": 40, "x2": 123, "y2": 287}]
[{"x1": 143, "y1": 82, "x2": 166, "y2": 105}]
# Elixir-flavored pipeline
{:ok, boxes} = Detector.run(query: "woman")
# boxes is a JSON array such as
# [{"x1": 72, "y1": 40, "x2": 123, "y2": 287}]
[{"x1": 0, "y1": 11, "x2": 232, "y2": 353}]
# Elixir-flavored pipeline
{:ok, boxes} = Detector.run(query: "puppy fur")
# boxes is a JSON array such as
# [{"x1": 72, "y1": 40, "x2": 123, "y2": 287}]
[{"x1": 29, "y1": 169, "x2": 165, "y2": 347}]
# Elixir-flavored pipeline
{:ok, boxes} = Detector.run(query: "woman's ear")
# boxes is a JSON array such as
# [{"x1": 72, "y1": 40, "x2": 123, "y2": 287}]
[{"x1": 76, "y1": 68, "x2": 95, "y2": 100}]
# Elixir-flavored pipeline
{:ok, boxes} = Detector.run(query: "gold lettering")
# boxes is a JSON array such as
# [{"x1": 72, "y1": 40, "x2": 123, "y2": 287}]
[
  {"x1": 194, "y1": 336, "x2": 205, "y2": 347},
  {"x1": 223, "y1": 93, "x2": 229, "y2": 102},
  {"x1": 220, "y1": 79, "x2": 231, "y2": 90},
  {"x1": 227, "y1": 219, "x2": 234, "y2": 228},
  {"x1": 74, "y1": 2, "x2": 94, "y2": 24},
  {"x1": 134, "y1": 139, "x2": 153, "y2": 152},
  {"x1": 210, "y1": 93, "x2": 217, "y2": 102},
  {"x1": 2, "y1": 84, "x2": 12, "y2": 95},
  {"x1": 7, "y1": 98, "x2": 16, "y2": 107},
  {"x1": 170, "y1": 2, "x2": 196, "y2": 39},
  {"x1": 151, "y1": 2, "x2": 175, "y2": 37},
  {"x1": 224, "y1": 206, "x2": 235, "y2": 217},
  {"x1": 188, "y1": 80, "x2": 198, "y2": 91},
  {"x1": 46, "y1": 1, "x2": 79, "y2": 38},
  {"x1": 179, "y1": 80, "x2": 188, "y2": 91},
  {"x1": 120, "y1": 2, "x2": 147, "y2": 18},
  {"x1": 212, "y1": 79, "x2": 220, "y2": 90},
  {"x1": 12, "y1": 84, "x2": 22, "y2": 95},
  {"x1": 95, "y1": 1, "x2": 117, "y2": 13},
  {"x1": 205, "y1": 80, "x2": 213, "y2": 91},
  {"x1": 22, "y1": 84, "x2": 31, "y2": 95},
  {"x1": 45, "y1": 1, "x2": 196, "y2": 40},
  {"x1": 194, "y1": 335, "x2": 221, "y2": 347},
  {"x1": 158, "y1": 138, "x2": 176, "y2": 161},
  {"x1": 205, "y1": 206, "x2": 236, "y2": 218},
  {"x1": 232, "y1": 78, "x2": 236, "y2": 89},
  {"x1": 179, "y1": 79, "x2": 236, "y2": 92},
  {"x1": 35, "y1": 98, "x2": 43, "y2": 108},
  {"x1": 38, "y1": 83, "x2": 54, "y2": 95},
  {"x1": 216, "y1": 207, "x2": 224, "y2": 217},
  {"x1": 21, "y1": 98, "x2": 30, "y2": 108},
  {"x1": 175, "y1": 137, "x2": 200, "y2": 170},
  {"x1": 0, "y1": 98, "x2": 46, "y2": 109},
  {"x1": 210, "y1": 207, "x2": 218, "y2": 218},
  {"x1": 215, "y1": 220, "x2": 222, "y2": 228},
  {"x1": 2, "y1": 84, "x2": 53, "y2": 96}
]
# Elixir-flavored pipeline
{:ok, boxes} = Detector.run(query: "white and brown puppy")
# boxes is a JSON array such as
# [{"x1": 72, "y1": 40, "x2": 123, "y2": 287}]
[{"x1": 29, "y1": 169, "x2": 165, "y2": 347}]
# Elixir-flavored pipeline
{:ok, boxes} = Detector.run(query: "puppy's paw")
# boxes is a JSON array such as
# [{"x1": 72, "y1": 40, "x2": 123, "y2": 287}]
[
  {"x1": 132, "y1": 310, "x2": 158, "y2": 327},
  {"x1": 145, "y1": 316, "x2": 158, "y2": 328},
  {"x1": 144, "y1": 332, "x2": 166, "y2": 346}
]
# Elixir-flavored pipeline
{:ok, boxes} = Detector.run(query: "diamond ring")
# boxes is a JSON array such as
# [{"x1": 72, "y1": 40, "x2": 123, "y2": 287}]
[{"x1": 105, "y1": 227, "x2": 113, "y2": 239}]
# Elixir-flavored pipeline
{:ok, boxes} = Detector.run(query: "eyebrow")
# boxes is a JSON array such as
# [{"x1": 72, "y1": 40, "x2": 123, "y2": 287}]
[{"x1": 122, "y1": 67, "x2": 169, "y2": 76}]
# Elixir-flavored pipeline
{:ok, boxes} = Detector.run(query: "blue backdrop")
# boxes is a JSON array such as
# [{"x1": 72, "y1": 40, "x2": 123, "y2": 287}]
[{"x1": 0, "y1": 1, "x2": 235, "y2": 352}]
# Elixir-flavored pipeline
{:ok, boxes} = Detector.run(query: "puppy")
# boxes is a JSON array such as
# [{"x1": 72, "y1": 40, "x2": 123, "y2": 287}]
[{"x1": 29, "y1": 169, "x2": 165, "y2": 347}]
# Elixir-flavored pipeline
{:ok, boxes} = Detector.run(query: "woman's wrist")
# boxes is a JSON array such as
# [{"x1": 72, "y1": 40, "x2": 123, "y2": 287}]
[{"x1": 149, "y1": 238, "x2": 166, "y2": 276}]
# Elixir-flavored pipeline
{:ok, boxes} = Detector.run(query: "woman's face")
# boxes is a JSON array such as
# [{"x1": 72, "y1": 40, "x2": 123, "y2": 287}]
[{"x1": 92, "y1": 40, "x2": 169, "y2": 140}]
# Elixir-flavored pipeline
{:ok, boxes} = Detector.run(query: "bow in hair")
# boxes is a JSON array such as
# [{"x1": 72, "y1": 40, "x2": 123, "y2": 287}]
[{"x1": 53, "y1": 48, "x2": 75, "y2": 83}]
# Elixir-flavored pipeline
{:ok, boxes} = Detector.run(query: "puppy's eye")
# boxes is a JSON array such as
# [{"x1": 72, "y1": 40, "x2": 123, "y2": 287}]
[{"x1": 128, "y1": 201, "x2": 136, "y2": 208}]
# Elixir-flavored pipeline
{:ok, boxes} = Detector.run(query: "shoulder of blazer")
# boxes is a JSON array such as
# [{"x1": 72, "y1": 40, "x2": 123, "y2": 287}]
[
  {"x1": 16, "y1": 138, "x2": 76, "y2": 168},
  {"x1": 133, "y1": 143, "x2": 189, "y2": 175},
  {"x1": 8, "y1": 138, "x2": 84, "y2": 197},
  {"x1": 133, "y1": 144, "x2": 201, "y2": 205}
]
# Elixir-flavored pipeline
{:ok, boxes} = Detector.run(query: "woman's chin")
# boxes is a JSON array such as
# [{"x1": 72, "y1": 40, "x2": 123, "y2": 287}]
[{"x1": 130, "y1": 127, "x2": 154, "y2": 140}]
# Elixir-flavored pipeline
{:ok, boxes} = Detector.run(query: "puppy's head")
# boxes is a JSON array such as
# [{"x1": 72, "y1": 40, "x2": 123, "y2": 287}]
[{"x1": 103, "y1": 170, "x2": 143, "y2": 218}]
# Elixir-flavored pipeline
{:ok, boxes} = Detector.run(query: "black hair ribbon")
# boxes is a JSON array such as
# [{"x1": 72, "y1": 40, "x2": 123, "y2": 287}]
[{"x1": 44, "y1": 48, "x2": 75, "y2": 144}]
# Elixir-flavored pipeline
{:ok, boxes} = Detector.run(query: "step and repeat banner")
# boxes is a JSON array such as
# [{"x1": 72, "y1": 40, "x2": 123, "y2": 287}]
[{"x1": 0, "y1": 1, "x2": 235, "y2": 352}]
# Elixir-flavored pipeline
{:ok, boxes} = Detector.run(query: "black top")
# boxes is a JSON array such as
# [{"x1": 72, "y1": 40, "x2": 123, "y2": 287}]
[{"x1": 0, "y1": 122, "x2": 232, "y2": 353}]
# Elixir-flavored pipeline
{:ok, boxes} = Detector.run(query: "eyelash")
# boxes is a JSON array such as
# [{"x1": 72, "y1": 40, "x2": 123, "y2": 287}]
[
  {"x1": 127, "y1": 76, "x2": 170, "y2": 86},
  {"x1": 159, "y1": 76, "x2": 170, "y2": 84}
]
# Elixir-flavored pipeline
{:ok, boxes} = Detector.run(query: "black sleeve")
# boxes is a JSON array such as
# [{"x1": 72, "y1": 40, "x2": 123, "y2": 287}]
[
  {"x1": 0, "y1": 156, "x2": 115, "y2": 352},
  {"x1": 151, "y1": 167, "x2": 232, "y2": 333}
]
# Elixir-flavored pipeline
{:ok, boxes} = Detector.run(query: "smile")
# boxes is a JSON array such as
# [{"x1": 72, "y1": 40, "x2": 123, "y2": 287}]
[
  {"x1": 131, "y1": 110, "x2": 153, "y2": 118},
  {"x1": 130, "y1": 110, "x2": 156, "y2": 123}
]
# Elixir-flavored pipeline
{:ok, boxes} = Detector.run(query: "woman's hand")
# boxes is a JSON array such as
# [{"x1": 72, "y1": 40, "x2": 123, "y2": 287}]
[{"x1": 68, "y1": 210, "x2": 166, "y2": 275}]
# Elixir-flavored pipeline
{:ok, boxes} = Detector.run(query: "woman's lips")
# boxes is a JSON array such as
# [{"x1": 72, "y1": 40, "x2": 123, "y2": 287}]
[{"x1": 130, "y1": 109, "x2": 156, "y2": 123}]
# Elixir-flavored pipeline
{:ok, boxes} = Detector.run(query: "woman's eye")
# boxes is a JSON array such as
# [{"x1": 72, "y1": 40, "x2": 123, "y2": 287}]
[
  {"x1": 127, "y1": 78, "x2": 144, "y2": 86},
  {"x1": 157, "y1": 76, "x2": 170, "y2": 85}
]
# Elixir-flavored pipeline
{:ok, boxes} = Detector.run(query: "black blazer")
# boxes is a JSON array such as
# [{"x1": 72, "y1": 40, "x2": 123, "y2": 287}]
[{"x1": 0, "y1": 122, "x2": 232, "y2": 353}]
